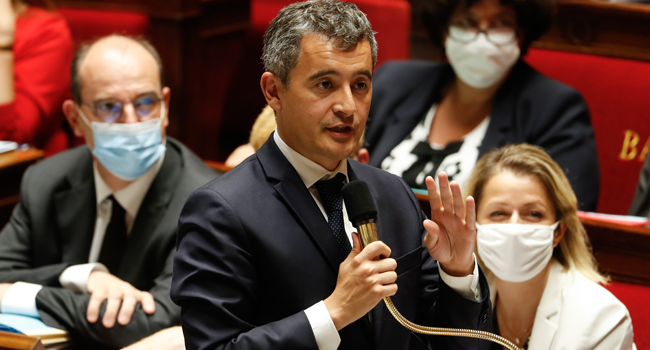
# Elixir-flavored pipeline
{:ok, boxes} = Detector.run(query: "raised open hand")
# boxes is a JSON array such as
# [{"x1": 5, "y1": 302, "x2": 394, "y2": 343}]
[{"x1": 423, "y1": 172, "x2": 476, "y2": 277}]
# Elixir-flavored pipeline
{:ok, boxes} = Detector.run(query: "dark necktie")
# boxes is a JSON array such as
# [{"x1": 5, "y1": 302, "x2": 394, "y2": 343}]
[
  {"x1": 315, "y1": 173, "x2": 352, "y2": 255},
  {"x1": 98, "y1": 196, "x2": 127, "y2": 273}
]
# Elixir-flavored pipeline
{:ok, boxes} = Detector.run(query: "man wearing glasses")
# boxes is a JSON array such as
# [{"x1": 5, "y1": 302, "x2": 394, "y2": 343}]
[{"x1": 0, "y1": 34, "x2": 217, "y2": 348}]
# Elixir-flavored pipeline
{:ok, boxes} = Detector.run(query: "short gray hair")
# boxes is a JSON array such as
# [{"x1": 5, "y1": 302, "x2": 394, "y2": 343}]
[
  {"x1": 70, "y1": 35, "x2": 164, "y2": 104},
  {"x1": 263, "y1": 0, "x2": 377, "y2": 86}
]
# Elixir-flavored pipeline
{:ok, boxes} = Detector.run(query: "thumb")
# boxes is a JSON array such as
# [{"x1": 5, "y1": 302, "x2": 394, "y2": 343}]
[{"x1": 349, "y1": 231, "x2": 362, "y2": 256}]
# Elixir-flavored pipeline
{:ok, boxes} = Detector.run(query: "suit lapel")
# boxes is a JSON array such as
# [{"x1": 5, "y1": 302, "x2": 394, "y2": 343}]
[
  {"x1": 478, "y1": 60, "x2": 529, "y2": 157},
  {"x1": 54, "y1": 148, "x2": 96, "y2": 264},
  {"x1": 348, "y1": 163, "x2": 383, "y2": 346},
  {"x1": 124, "y1": 144, "x2": 182, "y2": 274},
  {"x1": 258, "y1": 136, "x2": 348, "y2": 273},
  {"x1": 528, "y1": 261, "x2": 565, "y2": 349}
]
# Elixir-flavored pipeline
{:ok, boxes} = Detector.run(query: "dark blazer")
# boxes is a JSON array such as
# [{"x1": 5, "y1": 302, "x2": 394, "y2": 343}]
[
  {"x1": 171, "y1": 135, "x2": 491, "y2": 350},
  {"x1": 366, "y1": 60, "x2": 599, "y2": 211},
  {"x1": 0, "y1": 138, "x2": 218, "y2": 349}
]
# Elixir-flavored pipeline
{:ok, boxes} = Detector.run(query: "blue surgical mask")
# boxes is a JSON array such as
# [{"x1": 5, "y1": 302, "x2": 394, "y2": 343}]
[{"x1": 77, "y1": 104, "x2": 167, "y2": 180}]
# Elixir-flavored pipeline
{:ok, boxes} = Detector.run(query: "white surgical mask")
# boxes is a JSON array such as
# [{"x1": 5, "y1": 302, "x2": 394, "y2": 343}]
[
  {"x1": 476, "y1": 222, "x2": 560, "y2": 282},
  {"x1": 445, "y1": 33, "x2": 520, "y2": 88}
]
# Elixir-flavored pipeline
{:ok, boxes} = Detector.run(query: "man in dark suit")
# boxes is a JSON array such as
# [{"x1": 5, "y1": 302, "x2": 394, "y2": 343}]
[
  {"x1": 0, "y1": 35, "x2": 217, "y2": 348},
  {"x1": 172, "y1": 1, "x2": 491, "y2": 350}
]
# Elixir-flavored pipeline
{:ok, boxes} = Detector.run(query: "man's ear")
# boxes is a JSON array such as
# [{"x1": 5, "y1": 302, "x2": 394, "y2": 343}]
[
  {"x1": 62, "y1": 100, "x2": 86, "y2": 138},
  {"x1": 162, "y1": 86, "x2": 171, "y2": 129},
  {"x1": 356, "y1": 148, "x2": 370, "y2": 164},
  {"x1": 260, "y1": 72, "x2": 283, "y2": 112},
  {"x1": 552, "y1": 221, "x2": 567, "y2": 248}
]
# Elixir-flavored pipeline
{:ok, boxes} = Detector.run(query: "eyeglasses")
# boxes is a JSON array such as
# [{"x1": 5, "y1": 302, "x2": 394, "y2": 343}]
[
  {"x1": 448, "y1": 25, "x2": 517, "y2": 46},
  {"x1": 81, "y1": 95, "x2": 163, "y2": 123}
]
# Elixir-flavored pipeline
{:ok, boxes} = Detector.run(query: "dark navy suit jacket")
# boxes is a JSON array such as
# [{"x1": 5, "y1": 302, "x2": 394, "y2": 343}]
[
  {"x1": 171, "y1": 135, "x2": 492, "y2": 350},
  {"x1": 366, "y1": 60, "x2": 599, "y2": 211}
]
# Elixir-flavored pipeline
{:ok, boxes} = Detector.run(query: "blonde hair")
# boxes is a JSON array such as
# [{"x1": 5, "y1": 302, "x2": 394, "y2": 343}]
[
  {"x1": 249, "y1": 105, "x2": 277, "y2": 151},
  {"x1": 466, "y1": 144, "x2": 606, "y2": 283}
]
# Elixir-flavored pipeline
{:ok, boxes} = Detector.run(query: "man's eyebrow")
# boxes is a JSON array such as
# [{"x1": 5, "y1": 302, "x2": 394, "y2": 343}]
[
  {"x1": 308, "y1": 69, "x2": 373, "y2": 81},
  {"x1": 309, "y1": 70, "x2": 339, "y2": 81},
  {"x1": 357, "y1": 69, "x2": 373, "y2": 80}
]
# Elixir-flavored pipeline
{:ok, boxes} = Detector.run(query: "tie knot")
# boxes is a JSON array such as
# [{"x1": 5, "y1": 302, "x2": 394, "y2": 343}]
[{"x1": 315, "y1": 173, "x2": 346, "y2": 213}]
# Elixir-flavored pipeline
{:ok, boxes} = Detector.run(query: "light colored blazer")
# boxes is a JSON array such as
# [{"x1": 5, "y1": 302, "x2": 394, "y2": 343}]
[{"x1": 490, "y1": 260, "x2": 636, "y2": 350}]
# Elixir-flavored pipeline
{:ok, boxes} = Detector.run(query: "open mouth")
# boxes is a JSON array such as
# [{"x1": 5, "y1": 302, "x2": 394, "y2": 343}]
[{"x1": 328, "y1": 125, "x2": 352, "y2": 133}]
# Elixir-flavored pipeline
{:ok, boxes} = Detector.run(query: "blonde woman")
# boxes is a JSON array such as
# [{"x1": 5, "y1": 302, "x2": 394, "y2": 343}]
[{"x1": 463, "y1": 144, "x2": 635, "y2": 349}]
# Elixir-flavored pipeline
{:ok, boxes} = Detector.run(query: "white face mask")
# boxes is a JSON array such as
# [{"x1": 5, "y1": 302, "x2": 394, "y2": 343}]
[
  {"x1": 445, "y1": 33, "x2": 520, "y2": 88},
  {"x1": 476, "y1": 222, "x2": 560, "y2": 282}
]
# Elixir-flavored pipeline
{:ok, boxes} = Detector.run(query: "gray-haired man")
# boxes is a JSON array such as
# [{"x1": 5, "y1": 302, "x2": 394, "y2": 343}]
[{"x1": 172, "y1": 1, "x2": 491, "y2": 349}]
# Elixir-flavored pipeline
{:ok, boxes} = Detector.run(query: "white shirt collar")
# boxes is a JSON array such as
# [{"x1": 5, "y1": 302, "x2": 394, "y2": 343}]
[
  {"x1": 273, "y1": 129, "x2": 349, "y2": 187},
  {"x1": 93, "y1": 152, "x2": 165, "y2": 219}
]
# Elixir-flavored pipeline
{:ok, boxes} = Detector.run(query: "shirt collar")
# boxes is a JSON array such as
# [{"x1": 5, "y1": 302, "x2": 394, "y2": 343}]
[
  {"x1": 273, "y1": 130, "x2": 349, "y2": 188},
  {"x1": 93, "y1": 152, "x2": 166, "y2": 219}
]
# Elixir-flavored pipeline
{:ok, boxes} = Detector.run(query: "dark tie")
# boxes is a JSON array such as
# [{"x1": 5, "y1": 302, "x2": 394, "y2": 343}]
[
  {"x1": 98, "y1": 196, "x2": 127, "y2": 273},
  {"x1": 315, "y1": 173, "x2": 352, "y2": 255}
]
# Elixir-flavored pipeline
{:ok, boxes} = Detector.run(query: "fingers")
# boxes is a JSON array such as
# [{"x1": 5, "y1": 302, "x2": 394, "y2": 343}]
[
  {"x1": 450, "y1": 181, "x2": 465, "y2": 219},
  {"x1": 118, "y1": 295, "x2": 137, "y2": 326},
  {"x1": 425, "y1": 176, "x2": 441, "y2": 212},
  {"x1": 466, "y1": 196, "x2": 476, "y2": 230},
  {"x1": 359, "y1": 241, "x2": 391, "y2": 261},
  {"x1": 141, "y1": 292, "x2": 156, "y2": 315},
  {"x1": 437, "y1": 172, "x2": 453, "y2": 213},
  {"x1": 87, "y1": 291, "x2": 104, "y2": 323},
  {"x1": 423, "y1": 220, "x2": 440, "y2": 251},
  {"x1": 103, "y1": 295, "x2": 122, "y2": 328}
]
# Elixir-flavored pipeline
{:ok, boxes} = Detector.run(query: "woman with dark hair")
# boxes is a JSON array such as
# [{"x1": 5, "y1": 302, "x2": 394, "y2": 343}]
[
  {"x1": 365, "y1": 0, "x2": 599, "y2": 211},
  {"x1": 0, "y1": 0, "x2": 73, "y2": 156}
]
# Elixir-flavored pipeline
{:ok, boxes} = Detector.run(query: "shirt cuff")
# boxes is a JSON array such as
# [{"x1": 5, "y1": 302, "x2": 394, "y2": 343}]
[
  {"x1": 438, "y1": 253, "x2": 481, "y2": 302},
  {"x1": 304, "y1": 301, "x2": 341, "y2": 350},
  {"x1": 59, "y1": 263, "x2": 108, "y2": 294},
  {"x1": 0, "y1": 282, "x2": 43, "y2": 318}
]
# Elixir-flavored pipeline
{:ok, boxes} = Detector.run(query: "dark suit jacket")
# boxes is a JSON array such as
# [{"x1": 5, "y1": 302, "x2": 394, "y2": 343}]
[
  {"x1": 629, "y1": 153, "x2": 650, "y2": 217},
  {"x1": 366, "y1": 60, "x2": 599, "y2": 211},
  {"x1": 0, "y1": 138, "x2": 218, "y2": 349},
  {"x1": 171, "y1": 135, "x2": 491, "y2": 350}
]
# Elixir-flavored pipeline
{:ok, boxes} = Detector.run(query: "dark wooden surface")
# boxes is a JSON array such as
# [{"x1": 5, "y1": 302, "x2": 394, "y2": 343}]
[
  {"x1": 0, "y1": 149, "x2": 44, "y2": 230},
  {"x1": 409, "y1": 0, "x2": 650, "y2": 62},
  {"x1": 51, "y1": 0, "x2": 251, "y2": 161},
  {"x1": 415, "y1": 192, "x2": 650, "y2": 286}
]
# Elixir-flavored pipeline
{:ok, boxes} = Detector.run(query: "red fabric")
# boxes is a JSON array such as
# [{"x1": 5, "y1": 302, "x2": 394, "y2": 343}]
[
  {"x1": 525, "y1": 49, "x2": 650, "y2": 214},
  {"x1": 604, "y1": 281, "x2": 650, "y2": 348},
  {"x1": 56, "y1": 7, "x2": 149, "y2": 46},
  {"x1": 0, "y1": 7, "x2": 73, "y2": 157},
  {"x1": 251, "y1": 0, "x2": 411, "y2": 67}
]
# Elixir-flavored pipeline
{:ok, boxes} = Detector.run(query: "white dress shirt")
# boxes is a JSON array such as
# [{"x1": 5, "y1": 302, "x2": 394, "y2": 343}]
[
  {"x1": 0, "y1": 152, "x2": 165, "y2": 317},
  {"x1": 274, "y1": 131, "x2": 480, "y2": 350}
]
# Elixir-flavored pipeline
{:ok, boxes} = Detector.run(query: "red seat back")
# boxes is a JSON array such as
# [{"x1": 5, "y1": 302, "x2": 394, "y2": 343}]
[
  {"x1": 56, "y1": 7, "x2": 149, "y2": 46},
  {"x1": 526, "y1": 48, "x2": 650, "y2": 214},
  {"x1": 604, "y1": 281, "x2": 650, "y2": 348}
]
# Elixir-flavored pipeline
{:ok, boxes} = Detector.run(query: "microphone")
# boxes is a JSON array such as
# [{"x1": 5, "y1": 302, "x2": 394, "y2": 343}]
[
  {"x1": 341, "y1": 180, "x2": 380, "y2": 248},
  {"x1": 340, "y1": 180, "x2": 521, "y2": 350}
]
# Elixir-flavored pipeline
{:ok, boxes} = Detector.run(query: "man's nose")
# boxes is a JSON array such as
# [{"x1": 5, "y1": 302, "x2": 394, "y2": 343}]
[
  {"x1": 333, "y1": 85, "x2": 356, "y2": 117},
  {"x1": 121, "y1": 103, "x2": 140, "y2": 124}
]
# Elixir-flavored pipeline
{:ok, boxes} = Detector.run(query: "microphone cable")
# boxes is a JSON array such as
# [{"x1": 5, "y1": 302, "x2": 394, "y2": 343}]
[{"x1": 344, "y1": 181, "x2": 521, "y2": 350}]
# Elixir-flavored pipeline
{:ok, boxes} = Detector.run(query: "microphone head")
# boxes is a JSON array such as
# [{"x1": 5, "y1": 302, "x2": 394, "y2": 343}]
[{"x1": 342, "y1": 180, "x2": 378, "y2": 226}]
